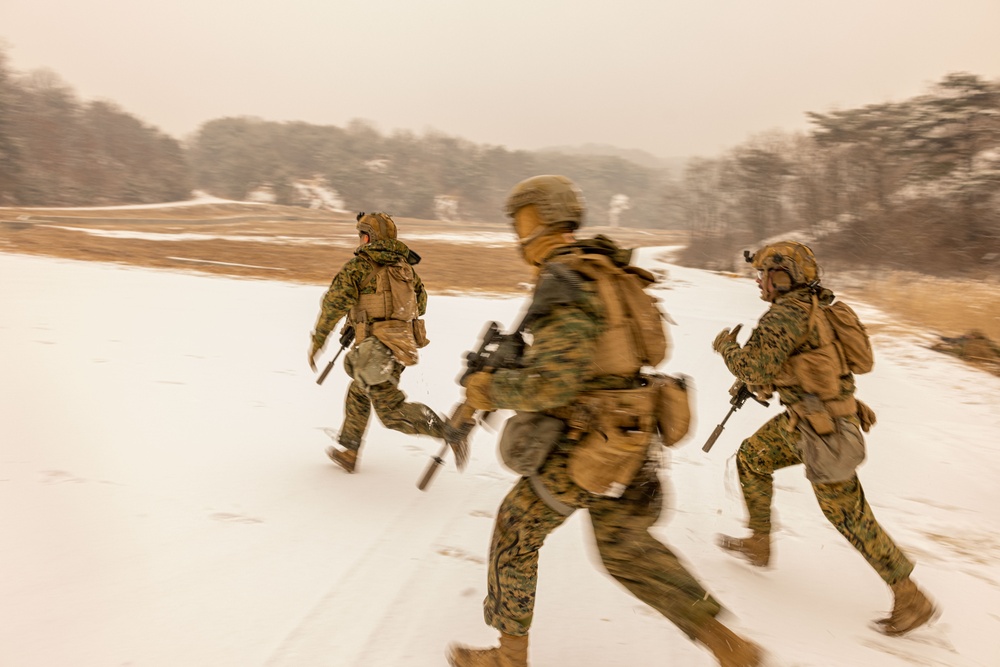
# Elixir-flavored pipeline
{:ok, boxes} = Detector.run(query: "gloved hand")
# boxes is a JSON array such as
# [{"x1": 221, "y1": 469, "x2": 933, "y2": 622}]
[
  {"x1": 463, "y1": 372, "x2": 497, "y2": 411},
  {"x1": 308, "y1": 337, "x2": 323, "y2": 372},
  {"x1": 712, "y1": 324, "x2": 743, "y2": 354}
]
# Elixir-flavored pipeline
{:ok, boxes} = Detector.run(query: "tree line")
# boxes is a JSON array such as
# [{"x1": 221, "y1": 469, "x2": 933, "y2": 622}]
[
  {"x1": 675, "y1": 72, "x2": 1000, "y2": 276},
  {"x1": 1, "y1": 42, "x2": 997, "y2": 275},
  {"x1": 0, "y1": 49, "x2": 192, "y2": 206}
]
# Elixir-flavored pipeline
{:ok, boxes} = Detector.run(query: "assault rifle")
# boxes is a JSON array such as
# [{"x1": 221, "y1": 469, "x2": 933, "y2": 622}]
[
  {"x1": 417, "y1": 321, "x2": 526, "y2": 490},
  {"x1": 418, "y1": 263, "x2": 583, "y2": 490},
  {"x1": 315, "y1": 326, "x2": 356, "y2": 385},
  {"x1": 701, "y1": 381, "x2": 770, "y2": 452}
]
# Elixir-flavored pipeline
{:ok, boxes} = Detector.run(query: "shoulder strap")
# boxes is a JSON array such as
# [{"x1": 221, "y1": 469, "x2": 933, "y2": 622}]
[
  {"x1": 356, "y1": 255, "x2": 381, "y2": 291},
  {"x1": 524, "y1": 261, "x2": 586, "y2": 327}
]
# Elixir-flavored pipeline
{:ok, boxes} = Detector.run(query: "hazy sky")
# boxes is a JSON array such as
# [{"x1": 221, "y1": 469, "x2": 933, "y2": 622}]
[{"x1": 2, "y1": 1, "x2": 998, "y2": 158}]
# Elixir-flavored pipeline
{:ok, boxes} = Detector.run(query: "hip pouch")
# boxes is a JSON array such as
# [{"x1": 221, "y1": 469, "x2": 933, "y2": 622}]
[
  {"x1": 568, "y1": 386, "x2": 658, "y2": 498},
  {"x1": 497, "y1": 412, "x2": 566, "y2": 476},
  {"x1": 795, "y1": 416, "x2": 867, "y2": 484},
  {"x1": 371, "y1": 319, "x2": 419, "y2": 366},
  {"x1": 649, "y1": 373, "x2": 693, "y2": 447},
  {"x1": 412, "y1": 318, "x2": 430, "y2": 348},
  {"x1": 344, "y1": 336, "x2": 399, "y2": 390}
]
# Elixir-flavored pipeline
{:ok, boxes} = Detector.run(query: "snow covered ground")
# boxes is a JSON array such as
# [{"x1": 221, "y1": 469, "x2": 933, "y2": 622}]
[{"x1": 2, "y1": 248, "x2": 998, "y2": 667}]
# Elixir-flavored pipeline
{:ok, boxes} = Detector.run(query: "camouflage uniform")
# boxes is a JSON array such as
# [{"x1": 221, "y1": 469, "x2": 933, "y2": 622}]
[
  {"x1": 480, "y1": 243, "x2": 724, "y2": 640},
  {"x1": 716, "y1": 285, "x2": 913, "y2": 585},
  {"x1": 312, "y1": 238, "x2": 445, "y2": 451}
]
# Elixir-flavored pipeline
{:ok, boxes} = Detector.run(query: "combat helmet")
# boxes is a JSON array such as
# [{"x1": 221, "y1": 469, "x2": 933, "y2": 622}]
[
  {"x1": 503, "y1": 175, "x2": 585, "y2": 231},
  {"x1": 746, "y1": 241, "x2": 820, "y2": 287},
  {"x1": 356, "y1": 212, "x2": 397, "y2": 242}
]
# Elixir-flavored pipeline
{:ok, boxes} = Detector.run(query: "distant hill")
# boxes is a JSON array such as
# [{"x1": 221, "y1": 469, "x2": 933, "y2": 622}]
[{"x1": 538, "y1": 142, "x2": 690, "y2": 174}]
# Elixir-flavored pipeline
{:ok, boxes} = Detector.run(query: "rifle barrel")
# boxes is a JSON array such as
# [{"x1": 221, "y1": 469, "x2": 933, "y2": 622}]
[
  {"x1": 701, "y1": 404, "x2": 739, "y2": 452},
  {"x1": 316, "y1": 360, "x2": 335, "y2": 385},
  {"x1": 315, "y1": 344, "x2": 348, "y2": 386},
  {"x1": 417, "y1": 443, "x2": 449, "y2": 490},
  {"x1": 702, "y1": 423, "x2": 726, "y2": 452}
]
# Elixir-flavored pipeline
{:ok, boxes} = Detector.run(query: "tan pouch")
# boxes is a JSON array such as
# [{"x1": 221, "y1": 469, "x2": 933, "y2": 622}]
[
  {"x1": 498, "y1": 412, "x2": 565, "y2": 475},
  {"x1": 789, "y1": 343, "x2": 843, "y2": 400},
  {"x1": 412, "y1": 318, "x2": 430, "y2": 348},
  {"x1": 371, "y1": 319, "x2": 419, "y2": 366},
  {"x1": 351, "y1": 315, "x2": 370, "y2": 344},
  {"x1": 796, "y1": 417, "x2": 866, "y2": 483},
  {"x1": 567, "y1": 387, "x2": 657, "y2": 498},
  {"x1": 856, "y1": 399, "x2": 878, "y2": 433},
  {"x1": 569, "y1": 429, "x2": 652, "y2": 498},
  {"x1": 651, "y1": 373, "x2": 693, "y2": 447},
  {"x1": 794, "y1": 394, "x2": 836, "y2": 435}
]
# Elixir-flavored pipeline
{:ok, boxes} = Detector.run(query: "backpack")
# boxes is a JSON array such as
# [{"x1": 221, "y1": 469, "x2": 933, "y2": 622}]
[
  {"x1": 355, "y1": 257, "x2": 419, "y2": 323},
  {"x1": 823, "y1": 300, "x2": 874, "y2": 374},
  {"x1": 554, "y1": 247, "x2": 667, "y2": 373}
]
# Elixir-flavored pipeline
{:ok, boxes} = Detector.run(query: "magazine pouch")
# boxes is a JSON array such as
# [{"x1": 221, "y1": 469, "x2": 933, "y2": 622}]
[{"x1": 567, "y1": 386, "x2": 658, "y2": 498}]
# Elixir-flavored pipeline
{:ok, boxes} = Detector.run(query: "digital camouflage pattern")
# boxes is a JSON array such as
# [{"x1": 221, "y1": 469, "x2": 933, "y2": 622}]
[
  {"x1": 716, "y1": 285, "x2": 856, "y2": 406},
  {"x1": 484, "y1": 450, "x2": 723, "y2": 639},
  {"x1": 312, "y1": 238, "x2": 441, "y2": 451},
  {"x1": 338, "y1": 361, "x2": 445, "y2": 449},
  {"x1": 481, "y1": 240, "x2": 727, "y2": 640},
  {"x1": 736, "y1": 412, "x2": 913, "y2": 584},
  {"x1": 716, "y1": 285, "x2": 914, "y2": 585}
]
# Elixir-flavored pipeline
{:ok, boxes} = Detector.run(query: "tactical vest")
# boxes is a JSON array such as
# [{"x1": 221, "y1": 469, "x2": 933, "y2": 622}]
[{"x1": 348, "y1": 257, "x2": 426, "y2": 366}]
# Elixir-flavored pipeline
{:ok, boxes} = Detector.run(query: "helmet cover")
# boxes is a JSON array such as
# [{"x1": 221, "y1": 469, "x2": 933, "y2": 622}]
[
  {"x1": 747, "y1": 241, "x2": 820, "y2": 286},
  {"x1": 356, "y1": 212, "x2": 398, "y2": 242},
  {"x1": 503, "y1": 175, "x2": 585, "y2": 230}
]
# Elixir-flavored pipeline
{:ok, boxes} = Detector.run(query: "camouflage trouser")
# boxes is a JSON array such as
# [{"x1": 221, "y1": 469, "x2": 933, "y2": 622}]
[
  {"x1": 736, "y1": 411, "x2": 914, "y2": 584},
  {"x1": 483, "y1": 446, "x2": 723, "y2": 639},
  {"x1": 337, "y1": 362, "x2": 445, "y2": 450}
]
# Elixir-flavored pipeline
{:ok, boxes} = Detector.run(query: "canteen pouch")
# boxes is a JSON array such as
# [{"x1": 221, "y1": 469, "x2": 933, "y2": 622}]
[
  {"x1": 412, "y1": 318, "x2": 430, "y2": 348},
  {"x1": 651, "y1": 373, "x2": 693, "y2": 446},
  {"x1": 796, "y1": 416, "x2": 867, "y2": 483},
  {"x1": 343, "y1": 336, "x2": 398, "y2": 390},
  {"x1": 498, "y1": 412, "x2": 565, "y2": 475}
]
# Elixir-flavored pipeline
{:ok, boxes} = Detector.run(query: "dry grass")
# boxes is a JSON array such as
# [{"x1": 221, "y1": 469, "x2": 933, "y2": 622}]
[
  {"x1": 0, "y1": 202, "x2": 683, "y2": 294},
  {"x1": 834, "y1": 270, "x2": 1000, "y2": 341},
  {"x1": 4, "y1": 202, "x2": 997, "y2": 359}
]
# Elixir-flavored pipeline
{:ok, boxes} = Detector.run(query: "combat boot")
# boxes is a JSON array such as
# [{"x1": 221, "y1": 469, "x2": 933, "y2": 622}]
[
  {"x1": 325, "y1": 445, "x2": 357, "y2": 473},
  {"x1": 876, "y1": 577, "x2": 937, "y2": 636},
  {"x1": 694, "y1": 617, "x2": 763, "y2": 667},
  {"x1": 447, "y1": 632, "x2": 528, "y2": 667},
  {"x1": 717, "y1": 532, "x2": 770, "y2": 567}
]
